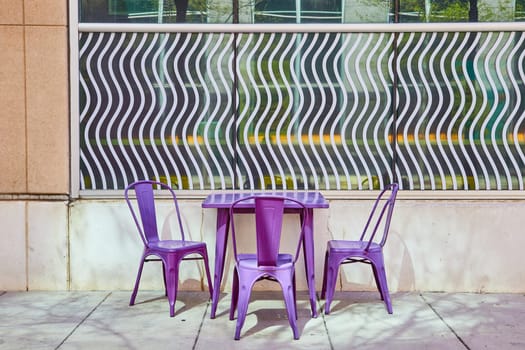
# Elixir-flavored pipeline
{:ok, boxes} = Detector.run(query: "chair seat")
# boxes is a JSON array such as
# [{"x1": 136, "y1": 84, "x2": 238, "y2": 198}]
[
  {"x1": 237, "y1": 253, "x2": 293, "y2": 270},
  {"x1": 328, "y1": 239, "x2": 381, "y2": 253},
  {"x1": 149, "y1": 240, "x2": 207, "y2": 252}
]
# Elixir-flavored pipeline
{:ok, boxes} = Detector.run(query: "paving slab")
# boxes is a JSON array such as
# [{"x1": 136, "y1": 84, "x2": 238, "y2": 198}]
[
  {"x1": 195, "y1": 291, "x2": 331, "y2": 350},
  {"x1": 0, "y1": 291, "x2": 108, "y2": 350},
  {"x1": 422, "y1": 292, "x2": 525, "y2": 349},
  {"x1": 2, "y1": 291, "x2": 524, "y2": 350},
  {"x1": 60, "y1": 291, "x2": 210, "y2": 350},
  {"x1": 323, "y1": 292, "x2": 465, "y2": 350}
]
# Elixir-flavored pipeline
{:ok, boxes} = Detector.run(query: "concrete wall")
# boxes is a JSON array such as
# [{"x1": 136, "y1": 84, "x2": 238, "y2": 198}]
[{"x1": 2, "y1": 197, "x2": 524, "y2": 293}]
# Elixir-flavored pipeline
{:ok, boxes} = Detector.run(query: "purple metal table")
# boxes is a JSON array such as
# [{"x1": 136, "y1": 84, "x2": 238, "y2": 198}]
[{"x1": 202, "y1": 191, "x2": 329, "y2": 319}]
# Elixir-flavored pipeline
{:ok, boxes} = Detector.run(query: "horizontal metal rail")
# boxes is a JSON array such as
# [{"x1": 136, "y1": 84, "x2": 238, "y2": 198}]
[{"x1": 79, "y1": 22, "x2": 525, "y2": 33}]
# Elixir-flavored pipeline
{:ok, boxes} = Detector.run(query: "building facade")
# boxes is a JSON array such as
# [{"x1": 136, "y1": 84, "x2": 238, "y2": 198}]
[{"x1": 1, "y1": 0, "x2": 525, "y2": 293}]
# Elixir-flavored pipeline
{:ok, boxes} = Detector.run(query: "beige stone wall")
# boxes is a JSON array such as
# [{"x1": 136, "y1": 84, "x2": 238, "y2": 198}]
[
  {"x1": 0, "y1": 0, "x2": 69, "y2": 194},
  {"x1": 0, "y1": 0, "x2": 69, "y2": 291}
]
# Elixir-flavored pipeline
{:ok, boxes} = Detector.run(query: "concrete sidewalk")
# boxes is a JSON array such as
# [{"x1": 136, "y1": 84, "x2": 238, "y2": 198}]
[{"x1": 1, "y1": 290, "x2": 524, "y2": 349}]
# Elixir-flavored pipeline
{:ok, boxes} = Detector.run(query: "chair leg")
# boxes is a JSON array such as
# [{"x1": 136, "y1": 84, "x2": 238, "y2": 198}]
[
  {"x1": 130, "y1": 258, "x2": 146, "y2": 306},
  {"x1": 371, "y1": 263, "x2": 385, "y2": 301},
  {"x1": 377, "y1": 267, "x2": 392, "y2": 314},
  {"x1": 162, "y1": 263, "x2": 168, "y2": 297},
  {"x1": 321, "y1": 250, "x2": 329, "y2": 299},
  {"x1": 323, "y1": 256, "x2": 339, "y2": 315},
  {"x1": 292, "y1": 272, "x2": 297, "y2": 320},
  {"x1": 202, "y1": 249, "x2": 214, "y2": 300},
  {"x1": 229, "y1": 267, "x2": 239, "y2": 321},
  {"x1": 164, "y1": 255, "x2": 179, "y2": 317},
  {"x1": 370, "y1": 253, "x2": 392, "y2": 314},
  {"x1": 234, "y1": 281, "x2": 251, "y2": 340},
  {"x1": 282, "y1": 276, "x2": 299, "y2": 340}
]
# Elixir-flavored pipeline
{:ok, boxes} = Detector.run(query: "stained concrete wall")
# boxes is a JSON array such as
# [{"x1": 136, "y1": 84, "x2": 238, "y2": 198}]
[{"x1": 5, "y1": 197, "x2": 524, "y2": 293}]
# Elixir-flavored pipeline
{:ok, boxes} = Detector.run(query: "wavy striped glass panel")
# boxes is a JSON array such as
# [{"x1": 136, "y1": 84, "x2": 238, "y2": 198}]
[
  {"x1": 395, "y1": 31, "x2": 525, "y2": 190},
  {"x1": 78, "y1": 31, "x2": 525, "y2": 191},
  {"x1": 79, "y1": 32, "x2": 236, "y2": 190}
]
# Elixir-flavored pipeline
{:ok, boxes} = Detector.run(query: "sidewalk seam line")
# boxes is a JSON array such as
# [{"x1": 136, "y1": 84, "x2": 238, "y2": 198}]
[
  {"x1": 318, "y1": 292, "x2": 335, "y2": 350},
  {"x1": 192, "y1": 298, "x2": 210, "y2": 349},
  {"x1": 55, "y1": 292, "x2": 113, "y2": 350},
  {"x1": 420, "y1": 293, "x2": 471, "y2": 350}
]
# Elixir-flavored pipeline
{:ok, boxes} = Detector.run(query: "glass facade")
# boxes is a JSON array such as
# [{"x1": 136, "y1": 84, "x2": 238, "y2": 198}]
[
  {"x1": 77, "y1": 1, "x2": 525, "y2": 191},
  {"x1": 80, "y1": 0, "x2": 525, "y2": 24},
  {"x1": 78, "y1": 30, "x2": 525, "y2": 191}
]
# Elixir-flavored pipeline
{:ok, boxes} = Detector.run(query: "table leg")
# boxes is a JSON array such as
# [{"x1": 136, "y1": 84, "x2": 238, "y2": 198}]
[
  {"x1": 210, "y1": 208, "x2": 230, "y2": 319},
  {"x1": 302, "y1": 208, "x2": 318, "y2": 318}
]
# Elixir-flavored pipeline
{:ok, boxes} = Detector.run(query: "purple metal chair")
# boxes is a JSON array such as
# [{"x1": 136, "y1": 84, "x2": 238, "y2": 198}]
[
  {"x1": 321, "y1": 183, "x2": 399, "y2": 315},
  {"x1": 228, "y1": 195, "x2": 308, "y2": 340},
  {"x1": 125, "y1": 180, "x2": 213, "y2": 317}
]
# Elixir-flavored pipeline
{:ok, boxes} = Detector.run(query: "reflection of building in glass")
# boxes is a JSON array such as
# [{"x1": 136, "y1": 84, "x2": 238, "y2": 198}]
[
  {"x1": 344, "y1": 0, "x2": 391, "y2": 23},
  {"x1": 79, "y1": 0, "x2": 525, "y2": 24}
]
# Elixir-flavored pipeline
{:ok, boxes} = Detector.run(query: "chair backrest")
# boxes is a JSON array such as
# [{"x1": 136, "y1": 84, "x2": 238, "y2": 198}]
[
  {"x1": 229, "y1": 195, "x2": 308, "y2": 266},
  {"x1": 360, "y1": 183, "x2": 399, "y2": 250},
  {"x1": 124, "y1": 180, "x2": 185, "y2": 246}
]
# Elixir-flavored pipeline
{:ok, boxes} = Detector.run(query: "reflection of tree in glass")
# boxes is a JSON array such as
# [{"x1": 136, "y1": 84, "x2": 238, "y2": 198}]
[
  {"x1": 253, "y1": 0, "x2": 342, "y2": 23},
  {"x1": 157, "y1": 0, "x2": 208, "y2": 23},
  {"x1": 399, "y1": 0, "x2": 472, "y2": 22},
  {"x1": 398, "y1": 0, "x2": 523, "y2": 22}
]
